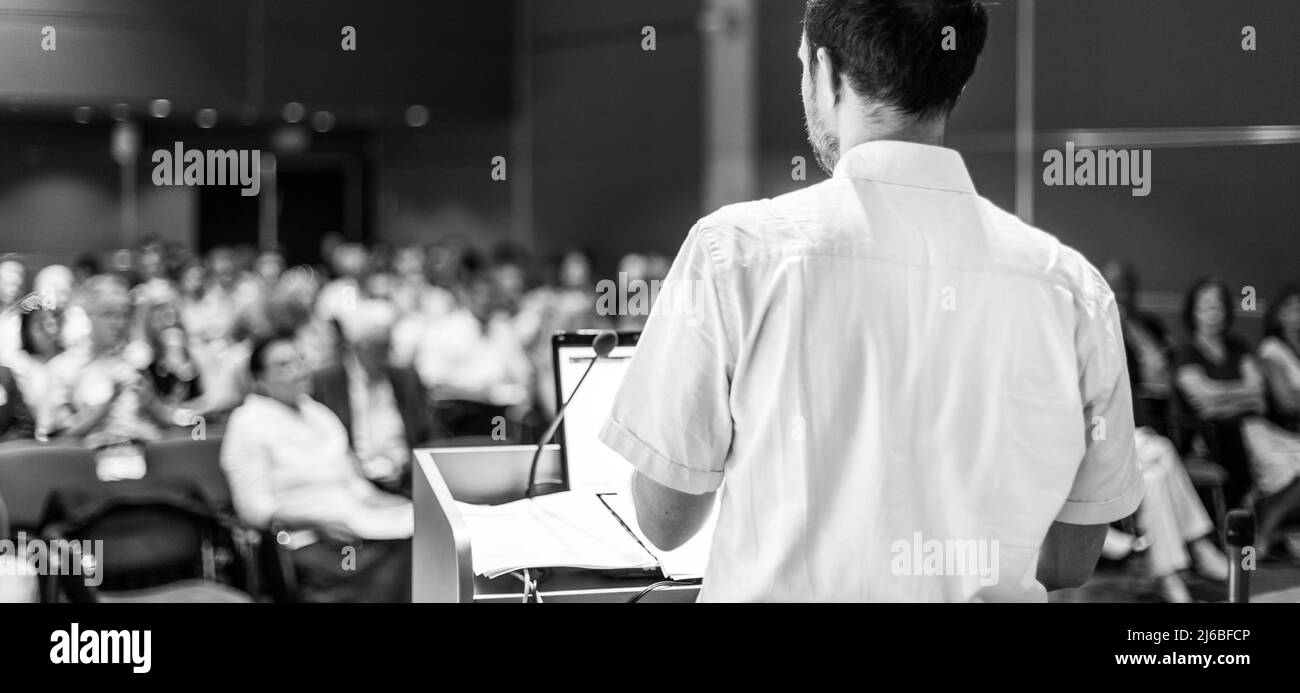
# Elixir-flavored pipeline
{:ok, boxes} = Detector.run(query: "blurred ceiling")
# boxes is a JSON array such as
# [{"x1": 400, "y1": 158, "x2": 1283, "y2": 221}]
[{"x1": 0, "y1": 0, "x2": 513, "y2": 126}]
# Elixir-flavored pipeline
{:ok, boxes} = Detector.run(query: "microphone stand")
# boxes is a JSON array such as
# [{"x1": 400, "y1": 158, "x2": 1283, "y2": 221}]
[{"x1": 526, "y1": 332, "x2": 617, "y2": 497}]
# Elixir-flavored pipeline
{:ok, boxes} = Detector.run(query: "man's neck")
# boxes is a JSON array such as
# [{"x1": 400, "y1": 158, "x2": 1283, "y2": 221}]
[{"x1": 837, "y1": 106, "x2": 947, "y2": 153}]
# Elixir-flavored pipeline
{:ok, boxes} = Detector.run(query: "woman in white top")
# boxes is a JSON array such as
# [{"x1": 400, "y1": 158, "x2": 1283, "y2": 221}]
[{"x1": 1259, "y1": 286, "x2": 1300, "y2": 432}]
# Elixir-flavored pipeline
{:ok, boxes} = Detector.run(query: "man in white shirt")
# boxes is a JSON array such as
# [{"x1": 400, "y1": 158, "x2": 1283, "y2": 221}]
[
  {"x1": 221, "y1": 334, "x2": 413, "y2": 602},
  {"x1": 598, "y1": 0, "x2": 1143, "y2": 602}
]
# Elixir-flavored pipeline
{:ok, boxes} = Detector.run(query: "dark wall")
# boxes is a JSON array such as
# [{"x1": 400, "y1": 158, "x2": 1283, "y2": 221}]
[
  {"x1": 1036, "y1": 0, "x2": 1299, "y2": 129},
  {"x1": 0, "y1": 0, "x2": 514, "y2": 264},
  {"x1": 526, "y1": 0, "x2": 703, "y2": 275},
  {"x1": 1034, "y1": 0, "x2": 1300, "y2": 338}
]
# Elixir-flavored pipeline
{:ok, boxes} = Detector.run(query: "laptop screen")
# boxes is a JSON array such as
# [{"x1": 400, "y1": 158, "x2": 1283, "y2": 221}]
[{"x1": 552, "y1": 332, "x2": 640, "y2": 493}]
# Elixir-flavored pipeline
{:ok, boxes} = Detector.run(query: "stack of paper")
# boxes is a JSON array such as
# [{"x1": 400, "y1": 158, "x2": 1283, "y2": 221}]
[
  {"x1": 600, "y1": 492, "x2": 716, "y2": 580},
  {"x1": 455, "y1": 492, "x2": 659, "y2": 578}
]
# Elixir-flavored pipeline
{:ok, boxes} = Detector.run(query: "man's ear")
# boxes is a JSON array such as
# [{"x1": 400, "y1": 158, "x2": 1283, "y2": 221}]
[{"x1": 814, "y1": 46, "x2": 841, "y2": 104}]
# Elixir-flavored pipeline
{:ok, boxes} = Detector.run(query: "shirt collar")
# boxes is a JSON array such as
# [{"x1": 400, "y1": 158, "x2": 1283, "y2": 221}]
[{"x1": 832, "y1": 140, "x2": 976, "y2": 194}]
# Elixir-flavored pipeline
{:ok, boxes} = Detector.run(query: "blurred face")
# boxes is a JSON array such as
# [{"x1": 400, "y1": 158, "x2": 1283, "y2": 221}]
[
  {"x1": 255, "y1": 252, "x2": 284, "y2": 281},
  {"x1": 256, "y1": 340, "x2": 311, "y2": 403},
  {"x1": 800, "y1": 33, "x2": 840, "y2": 175},
  {"x1": 88, "y1": 290, "x2": 132, "y2": 350},
  {"x1": 464, "y1": 278, "x2": 495, "y2": 321},
  {"x1": 210, "y1": 252, "x2": 236, "y2": 281},
  {"x1": 333, "y1": 244, "x2": 367, "y2": 278},
  {"x1": 1277, "y1": 295, "x2": 1300, "y2": 334},
  {"x1": 492, "y1": 264, "x2": 525, "y2": 301},
  {"x1": 26, "y1": 308, "x2": 62, "y2": 356},
  {"x1": 1193, "y1": 286, "x2": 1227, "y2": 337},
  {"x1": 0, "y1": 262, "x2": 24, "y2": 305},
  {"x1": 180, "y1": 265, "x2": 205, "y2": 294},
  {"x1": 559, "y1": 253, "x2": 591, "y2": 288},
  {"x1": 149, "y1": 303, "x2": 180, "y2": 334},
  {"x1": 395, "y1": 247, "x2": 425, "y2": 278},
  {"x1": 428, "y1": 246, "x2": 462, "y2": 286},
  {"x1": 139, "y1": 248, "x2": 163, "y2": 280}
]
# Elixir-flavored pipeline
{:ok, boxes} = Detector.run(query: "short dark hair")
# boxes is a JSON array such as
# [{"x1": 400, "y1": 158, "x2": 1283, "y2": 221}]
[
  {"x1": 803, "y1": 0, "x2": 989, "y2": 117},
  {"x1": 1181, "y1": 277, "x2": 1234, "y2": 334},
  {"x1": 248, "y1": 333, "x2": 296, "y2": 379}
]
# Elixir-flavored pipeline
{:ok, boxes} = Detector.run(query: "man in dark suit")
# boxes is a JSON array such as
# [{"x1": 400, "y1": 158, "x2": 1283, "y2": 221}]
[
  {"x1": 0, "y1": 365, "x2": 35, "y2": 442},
  {"x1": 312, "y1": 301, "x2": 432, "y2": 497}
]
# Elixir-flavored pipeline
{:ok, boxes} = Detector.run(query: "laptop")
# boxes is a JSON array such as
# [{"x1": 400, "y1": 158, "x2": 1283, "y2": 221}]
[
  {"x1": 550, "y1": 330, "x2": 641, "y2": 493},
  {"x1": 550, "y1": 330, "x2": 715, "y2": 581}
]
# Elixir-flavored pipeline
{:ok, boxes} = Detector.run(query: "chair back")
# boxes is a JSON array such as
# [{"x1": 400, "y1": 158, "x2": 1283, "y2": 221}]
[
  {"x1": 0, "y1": 444, "x2": 97, "y2": 536},
  {"x1": 144, "y1": 436, "x2": 232, "y2": 513}
]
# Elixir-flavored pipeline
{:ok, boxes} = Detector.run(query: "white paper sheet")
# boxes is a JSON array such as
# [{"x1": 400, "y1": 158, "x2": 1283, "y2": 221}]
[{"x1": 456, "y1": 492, "x2": 658, "y2": 578}]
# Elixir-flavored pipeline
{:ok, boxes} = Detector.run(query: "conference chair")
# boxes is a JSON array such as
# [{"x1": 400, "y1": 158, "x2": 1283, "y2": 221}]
[
  {"x1": 0, "y1": 495, "x2": 40, "y2": 603},
  {"x1": 0, "y1": 442, "x2": 98, "y2": 537},
  {"x1": 41, "y1": 481, "x2": 258, "y2": 603},
  {"x1": 1182, "y1": 456, "x2": 1230, "y2": 546},
  {"x1": 144, "y1": 436, "x2": 301, "y2": 602},
  {"x1": 144, "y1": 436, "x2": 232, "y2": 513}
]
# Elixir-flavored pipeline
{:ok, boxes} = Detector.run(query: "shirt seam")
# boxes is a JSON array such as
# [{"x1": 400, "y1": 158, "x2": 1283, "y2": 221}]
[
  {"x1": 694, "y1": 227, "x2": 739, "y2": 371},
  {"x1": 604, "y1": 416, "x2": 723, "y2": 478},
  {"x1": 694, "y1": 236, "x2": 1093, "y2": 302},
  {"x1": 831, "y1": 176, "x2": 978, "y2": 194}
]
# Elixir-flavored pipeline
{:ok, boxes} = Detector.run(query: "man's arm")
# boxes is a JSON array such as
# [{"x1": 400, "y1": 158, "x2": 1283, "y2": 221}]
[
  {"x1": 631, "y1": 471, "x2": 716, "y2": 551},
  {"x1": 598, "y1": 224, "x2": 735, "y2": 549},
  {"x1": 1037, "y1": 521, "x2": 1108, "y2": 591}
]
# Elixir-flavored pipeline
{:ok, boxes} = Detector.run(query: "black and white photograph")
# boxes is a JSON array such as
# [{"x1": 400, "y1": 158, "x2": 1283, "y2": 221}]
[{"x1": 0, "y1": 0, "x2": 1297, "y2": 676}]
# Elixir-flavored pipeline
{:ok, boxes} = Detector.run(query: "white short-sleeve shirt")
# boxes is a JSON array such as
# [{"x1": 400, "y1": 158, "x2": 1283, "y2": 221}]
[{"x1": 598, "y1": 140, "x2": 1143, "y2": 602}]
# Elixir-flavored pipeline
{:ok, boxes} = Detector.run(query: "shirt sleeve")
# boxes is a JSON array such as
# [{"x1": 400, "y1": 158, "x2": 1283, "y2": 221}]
[
  {"x1": 597, "y1": 225, "x2": 735, "y2": 495},
  {"x1": 1056, "y1": 280, "x2": 1145, "y2": 525}
]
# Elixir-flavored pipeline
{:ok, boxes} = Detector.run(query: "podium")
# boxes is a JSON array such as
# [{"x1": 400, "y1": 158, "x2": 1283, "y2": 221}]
[{"x1": 412, "y1": 447, "x2": 700, "y2": 603}]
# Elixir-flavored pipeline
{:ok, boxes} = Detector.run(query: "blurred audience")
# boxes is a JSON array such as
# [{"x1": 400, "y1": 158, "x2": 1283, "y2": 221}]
[
  {"x1": 0, "y1": 365, "x2": 35, "y2": 442},
  {"x1": 221, "y1": 334, "x2": 412, "y2": 602},
  {"x1": 12, "y1": 301, "x2": 65, "y2": 435},
  {"x1": 0, "y1": 258, "x2": 26, "y2": 363},
  {"x1": 415, "y1": 270, "x2": 531, "y2": 436},
  {"x1": 1171, "y1": 278, "x2": 1300, "y2": 558},
  {"x1": 45, "y1": 275, "x2": 168, "y2": 448},
  {"x1": 1104, "y1": 260, "x2": 1174, "y2": 434},
  {"x1": 2, "y1": 233, "x2": 1297, "y2": 604},
  {"x1": 1260, "y1": 286, "x2": 1300, "y2": 432},
  {"x1": 313, "y1": 300, "x2": 432, "y2": 496}
]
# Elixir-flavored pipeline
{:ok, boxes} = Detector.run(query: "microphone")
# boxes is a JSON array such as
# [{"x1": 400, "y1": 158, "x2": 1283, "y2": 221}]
[
  {"x1": 526, "y1": 330, "x2": 619, "y2": 498},
  {"x1": 1225, "y1": 509, "x2": 1254, "y2": 603}
]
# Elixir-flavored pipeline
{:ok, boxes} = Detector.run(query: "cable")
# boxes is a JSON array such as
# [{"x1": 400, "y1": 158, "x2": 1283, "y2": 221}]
[{"x1": 627, "y1": 579, "x2": 701, "y2": 603}]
